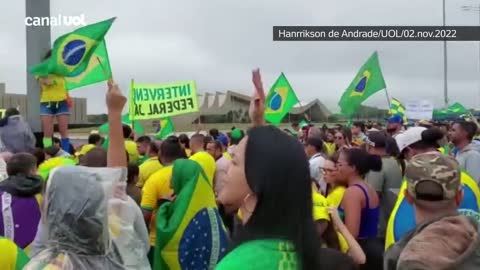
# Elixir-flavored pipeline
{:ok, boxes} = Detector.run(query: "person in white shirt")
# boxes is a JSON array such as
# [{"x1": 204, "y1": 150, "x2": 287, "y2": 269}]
[{"x1": 304, "y1": 137, "x2": 327, "y2": 194}]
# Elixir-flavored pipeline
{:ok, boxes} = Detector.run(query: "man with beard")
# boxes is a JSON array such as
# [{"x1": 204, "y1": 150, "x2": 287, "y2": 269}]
[{"x1": 386, "y1": 115, "x2": 404, "y2": 137}]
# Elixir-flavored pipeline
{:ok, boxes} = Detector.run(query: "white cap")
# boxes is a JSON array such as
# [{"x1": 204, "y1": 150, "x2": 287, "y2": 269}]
[{"x1": 395, "y1": 127, "x2": 427, "y2": 153}]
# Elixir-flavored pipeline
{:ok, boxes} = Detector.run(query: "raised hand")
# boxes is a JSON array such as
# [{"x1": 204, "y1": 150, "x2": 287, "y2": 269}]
[
  {"x1": 249, "y1": 68, "x2": 266, "y2": 127},
  {"x1": 106, "y1": 81, "x2": 127, "y2": 115}
]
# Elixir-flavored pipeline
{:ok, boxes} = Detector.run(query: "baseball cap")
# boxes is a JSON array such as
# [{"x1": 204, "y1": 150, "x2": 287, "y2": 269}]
[
  {"x1": 230, "y1": 128, "x2": 243, "y2": 140},
  {"x1": 417, "y1": 119, "x2": 433, "y2": 128},
  {"x1": 217, "y1": 133, "x2": 229, "y2": 147},
  {"x1": 395, "y1": 126, "x2": 427, "y2": 153},
  {"x1": 388, "y1": 115, "x2": 404, "y2": 124},
  {"x1": 405, "y1": 152, "x2": 461, "y2": 201},
  {"x1": 366, "y1": 131, "x2": 387, "y2": 148}
]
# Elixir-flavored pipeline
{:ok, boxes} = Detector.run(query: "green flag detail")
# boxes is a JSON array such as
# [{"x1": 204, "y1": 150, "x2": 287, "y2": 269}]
[
  {"x1": 64, "y1": 40, "x2": 112, "y2": 91},
  {"x1": 264, "y1": 73, "x2": 300, "y2": 126},
  {"x1": 448, "y1": 102, "x2": 469, "y2": 114},
  {"x1": 299, "y1": 119, "x2": 309, "y2": 128},
  {"x1": 433, "y1": 102, "x2": 470, "y2": 120},
  {"x1": 389, "y1": 97, "x2": 407, "y2": 123},
  {"x1": 154, "y1": 117, "x2": 175, "y2": 140},
  {"x1": 29, "y1": 17, "x2": 115, "y2": 77},
  {"x1": 338, "y1": 52, "x2": 386, "y2": 117},
  {"x1": 98, "y1": 114, "x2": 144, "y2": 135}
]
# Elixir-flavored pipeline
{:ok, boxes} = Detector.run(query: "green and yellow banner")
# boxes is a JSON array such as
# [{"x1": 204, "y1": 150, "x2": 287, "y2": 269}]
[{"x1": 130, "y1": 81, "x2": 199, "y2": 120}]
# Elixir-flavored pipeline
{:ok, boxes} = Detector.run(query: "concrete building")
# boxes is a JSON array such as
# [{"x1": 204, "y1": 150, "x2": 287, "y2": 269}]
[
  {"x1": 165, "y1": 90, "x2": 332, "y2": 130},
  {"x1": 0, "y1": 83, "x2": 88, "y2": 124}
]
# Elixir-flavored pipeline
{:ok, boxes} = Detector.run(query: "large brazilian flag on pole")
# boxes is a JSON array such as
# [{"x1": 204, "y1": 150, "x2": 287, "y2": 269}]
[{"x1": 29, "y1": 17, "x2": 115, "y2": 77}]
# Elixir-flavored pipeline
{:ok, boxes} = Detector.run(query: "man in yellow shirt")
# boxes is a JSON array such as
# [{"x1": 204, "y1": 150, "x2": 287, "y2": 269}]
[
  {"x1": 136, "y1": 136, "x2": 152, "y2": 165},
  {"x1": 189, "y1": 134, "x2": 216, "y2": 186},
  {"x1": 140, "y1": 138, "x2": 186, "y2": 265},
  {"x1": 137, "y1": 141, "x2": 162, "y2": 188},
  {"x1": 122, "y1": 125, "x2": 140, "y2": 165}
]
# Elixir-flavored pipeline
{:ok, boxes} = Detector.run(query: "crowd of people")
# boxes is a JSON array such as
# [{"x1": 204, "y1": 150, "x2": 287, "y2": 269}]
[{"x1": 0, "y1": 70, "x2": 480, "y2": 269}]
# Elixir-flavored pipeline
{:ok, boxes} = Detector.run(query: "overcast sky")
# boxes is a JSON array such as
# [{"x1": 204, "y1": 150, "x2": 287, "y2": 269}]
[{"x1": 1, "y1": 0, "x2": 480, "y2": 114}]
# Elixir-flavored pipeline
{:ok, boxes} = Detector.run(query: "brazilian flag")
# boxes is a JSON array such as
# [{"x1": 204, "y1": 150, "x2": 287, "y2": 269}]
[
  {"x1": 64, "y1": 39, "x2": 112, "y2": 91},
  {"x1": 155, "y1": 159, "x2": 228, "y2": 269},
  {"x1": 389, "y1": 97, "x2": 407, "y2": 123},
  {"x1": 448, "y1": 102, "x2": 469, "y2": 115},
  {"x1": 29, "y1": 17, "x2": 115, "y2": 77},
  {"x1": 338, "y1": 51, "x2": 386, "y2": 117},
  {"x1": 154, "y1": 117, "x2": 175, "y2": 140},
  {"x1": 264, "y1": 73, "x2": 300, "y2": 126}
]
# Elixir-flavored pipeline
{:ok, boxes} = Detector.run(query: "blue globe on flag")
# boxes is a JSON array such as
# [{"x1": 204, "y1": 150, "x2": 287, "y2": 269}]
[
  {"x1": 62, "y1": 40, "x2": 86, "y2": 66},
  {"x1": 269, "y1": 93, "x2": 283, "y2": 111}
]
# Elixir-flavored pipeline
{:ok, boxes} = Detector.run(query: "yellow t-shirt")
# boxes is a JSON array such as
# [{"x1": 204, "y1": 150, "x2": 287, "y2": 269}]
[
  {"x1": 39, "y1": 74, "x2": 68, "y2": 103},
  {"x1": 137, "y1": 157, "x2": 163, "y2": 188},
  {"x1": 189, "y1": 151, "x2": 216, "y2": 186},
  {"x1": 74, "y1": 144, "x2": 96, "y2": 164},
  {"x1": 314, "y1": 186, "x2": 349, "y2": 253},
  {"x1": 185, "y1": 148, "x2": 192, "y2": 158},
  {"x1": 312, "y1": 189, "x2": 330, "y2": 221},
  {"x1": 125, "y1": 140, "x2": 140, "y2": 165},
  {"x1": 324, "y1": 142, "x2": 336, "y2": 156},
  {"x1": 0, "y1": 237, "x2": 29, "y2": 270},
  {"x1": 222, "y1": 152, "x2": 232, "y2": 160},
  {"x1": 326, "y1": 186, "x2": 346, "y2": 208},
  {"x1": 141, "y1": 166, "x2": 173, "y2": 246}
]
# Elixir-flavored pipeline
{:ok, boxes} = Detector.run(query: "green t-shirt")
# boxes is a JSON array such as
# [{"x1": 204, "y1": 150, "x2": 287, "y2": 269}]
[{"x1": 216, "y1": 239, "x2": 298, "y2": 270}]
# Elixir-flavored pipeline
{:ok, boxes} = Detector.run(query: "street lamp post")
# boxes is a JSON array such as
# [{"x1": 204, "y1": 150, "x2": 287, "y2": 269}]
[
  {"x1": 461, "y1": 4, "x2": 480, "y2": 108},
  {"x1": 26, "y1": 0, "x2": 51, "y2": 134},
  {"x1": 443, "y1": 0, "x2": 449, "y2": 108}
]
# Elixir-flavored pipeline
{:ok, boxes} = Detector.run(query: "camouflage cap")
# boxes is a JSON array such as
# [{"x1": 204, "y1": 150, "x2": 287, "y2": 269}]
[{"x1": 405, "y1": 152, "x2": 461, "y2": 200}]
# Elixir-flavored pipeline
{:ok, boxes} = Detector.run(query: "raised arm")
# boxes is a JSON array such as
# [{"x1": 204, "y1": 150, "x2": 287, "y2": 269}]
[
  {"x1": 106, "y1": 80, "x2": 128, "y2": 168},
  {"x1": 249, "y1": 68, "x2": 266, "y2": 127},
  {"x1": 328, "y1": 207, "x2": 366, "y2": 265}
]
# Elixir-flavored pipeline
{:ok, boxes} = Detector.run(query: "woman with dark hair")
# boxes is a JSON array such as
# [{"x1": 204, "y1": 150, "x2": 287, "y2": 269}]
[
  {"x1": 216, "y1": 126, "x2": 354, "y2": 269},
  {"x1": 337, "y1": 148, "x2": 383, "y2": 269},
  {"x1": 178, "y1": 133, "x2": 191, "y2": 157},
  {"x1": 323, "y1": 155, "x2": 347, "y2": 209},
  {"x1": 36, "y1": 50, "x2": 71, "y2": 153},
  {"x1": 216, "y1": 69, "x2": 354, "y2": 269},
  {"x1": 334, "y1": 128, "x2": 352, "y2": 151}
]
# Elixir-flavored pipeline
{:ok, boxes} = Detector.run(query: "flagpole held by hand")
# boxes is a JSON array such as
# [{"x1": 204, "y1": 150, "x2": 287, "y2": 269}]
[{"x1": 96, "y1": 56, "x2": 112, "y2": 81}]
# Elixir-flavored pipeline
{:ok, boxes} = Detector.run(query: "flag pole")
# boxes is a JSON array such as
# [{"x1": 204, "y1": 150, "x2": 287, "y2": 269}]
[
  {"x1": 384, "y1": 87, "x2": 392, "y2": 109},
  {"x1": 96, "y1": 56, "x2": 110, "y2": 80},
  {"x1": 130, "y1": 78, "x2": 136, "y2": 137}
]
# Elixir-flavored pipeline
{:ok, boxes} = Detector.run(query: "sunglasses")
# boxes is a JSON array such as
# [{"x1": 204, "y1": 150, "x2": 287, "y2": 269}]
[{"x1": 334, "y1": 136, "x2": 344, "y2": 140}]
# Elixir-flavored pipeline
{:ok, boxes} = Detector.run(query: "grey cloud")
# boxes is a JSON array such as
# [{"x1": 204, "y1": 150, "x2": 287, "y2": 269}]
[{"x1": 2, "y1": 0, "x2": 480, "y2": 114}]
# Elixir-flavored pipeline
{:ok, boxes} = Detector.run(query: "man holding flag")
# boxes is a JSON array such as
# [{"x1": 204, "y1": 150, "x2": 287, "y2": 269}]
[{"x1": 30, "y1": 17, "x2": 115, "y2": 151}]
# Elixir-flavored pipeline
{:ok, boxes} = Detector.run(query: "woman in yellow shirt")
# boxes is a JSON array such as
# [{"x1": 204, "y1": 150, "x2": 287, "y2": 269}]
[{"x1": 37, "y1": 50, "x2": 71, "y2": 152}]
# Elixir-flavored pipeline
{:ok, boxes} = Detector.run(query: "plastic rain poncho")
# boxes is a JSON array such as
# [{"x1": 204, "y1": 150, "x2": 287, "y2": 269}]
[{"x1": 26, "y1": 166, "x2": 150, "y2": 270}]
